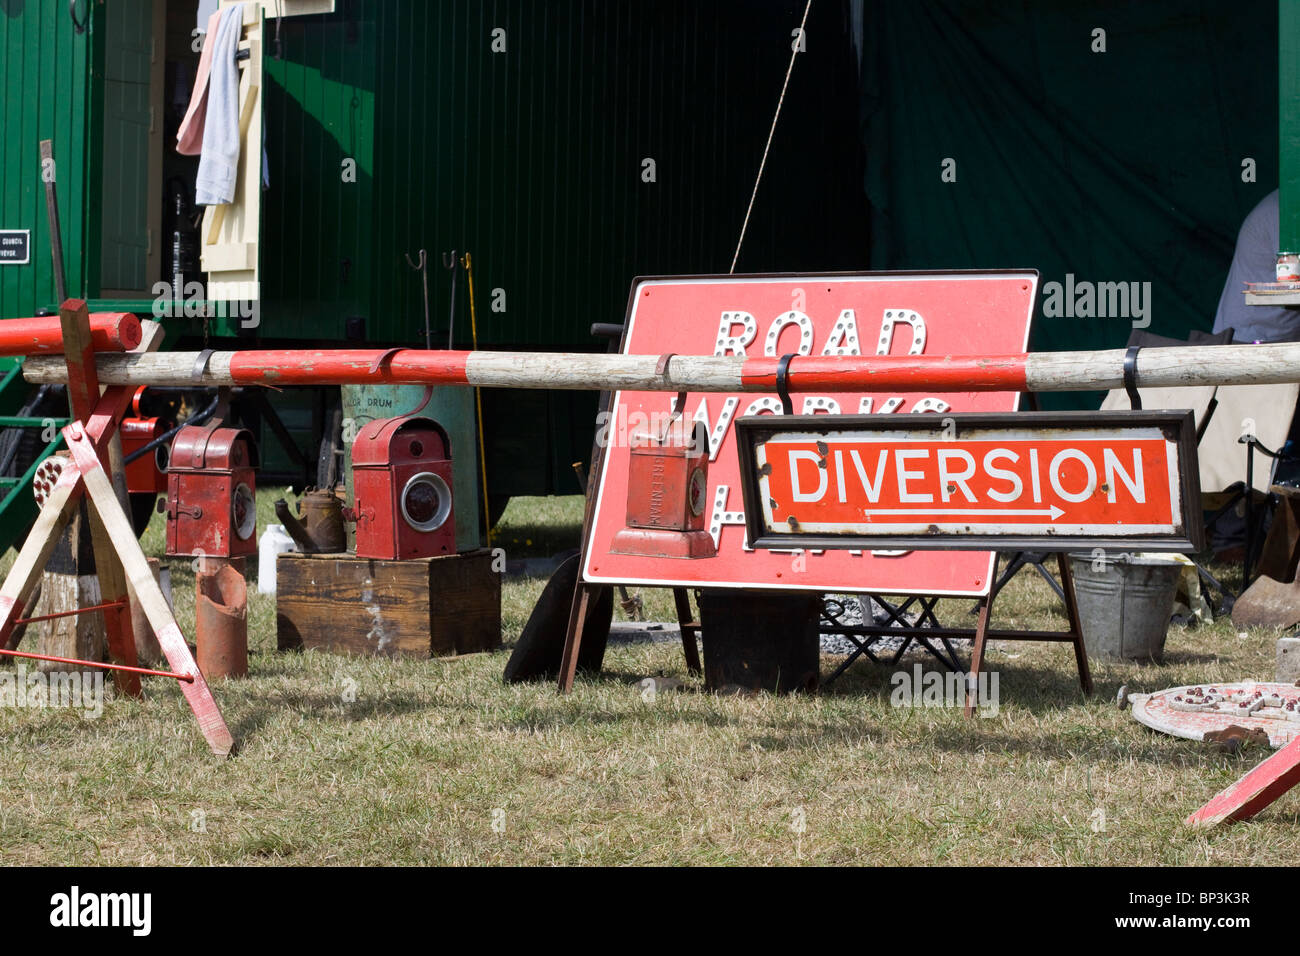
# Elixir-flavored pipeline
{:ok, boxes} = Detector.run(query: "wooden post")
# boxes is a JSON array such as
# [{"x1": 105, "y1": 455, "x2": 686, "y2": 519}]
[
  {"x1": 34, "y1": 503, "x2": 105, "y2": 673},
  {"x1": 58, "y1": 300, "x2": 139, "y2": 697},
  {"x1": 672, "y1": 587, "x2": 702, "y2": 676}
]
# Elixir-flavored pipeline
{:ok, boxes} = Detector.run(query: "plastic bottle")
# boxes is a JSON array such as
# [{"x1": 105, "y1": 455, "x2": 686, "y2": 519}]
[{"x1": 257, "y1": 524, "x2": 297, "y2": 595}]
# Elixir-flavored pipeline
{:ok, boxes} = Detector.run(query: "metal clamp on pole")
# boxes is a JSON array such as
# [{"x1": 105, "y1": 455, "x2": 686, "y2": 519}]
[
  {"x1": 776, "y1": 353, "x2": 796, "y2": 415},
  {"x1": 1123, "y1": 345, "x2": 1142, "y2": 410},
  {"x1": 191, "y1": 348, "x2": 215, "y2": 382},
  {"x1": 654, "y1": 353, "x2": 689, "y2": 441},
  {"x1": 368, "y1": 346, "x2": 404, "y2": 374}
]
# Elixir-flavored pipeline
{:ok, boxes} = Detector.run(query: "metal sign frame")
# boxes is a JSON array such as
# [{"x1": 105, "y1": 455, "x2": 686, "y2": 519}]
[
  {"x1": 736, "y1": 409, "x2": 1205, "y2": 553},
  {"x1": 562, "y1": 268, "x2": 1041, "y2": 693},
  {"x1": 579, "y1": 268, "x2": 1041, "y2": 600}
]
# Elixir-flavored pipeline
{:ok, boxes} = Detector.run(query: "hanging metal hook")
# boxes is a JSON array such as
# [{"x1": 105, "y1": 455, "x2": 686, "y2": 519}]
[
  {"x1": 69, "y1": 0, "x2": 90, "y2": 34},
  {"x1": 442, "y1": 251, "x2": 459, "y2": 349},
  {"x1": 405, "y1": 249, "x2": 431, "y2": 349}
]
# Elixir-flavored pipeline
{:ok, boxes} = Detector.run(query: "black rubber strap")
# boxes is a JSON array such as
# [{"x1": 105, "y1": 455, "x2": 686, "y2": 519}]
[
  {"x1": 776, "y1": 353, "x2": 796, "y2": 415},
  {"x1": 1123, "y1": 345, "x2": 1141, "y2": 410}
]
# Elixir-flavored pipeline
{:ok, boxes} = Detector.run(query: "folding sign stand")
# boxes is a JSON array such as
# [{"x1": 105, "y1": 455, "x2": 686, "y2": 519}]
[
  {"x1": 964, "y1": 552, "x2": 1091, "y2": 716},
  {"x1": 821, "y1": 594, "x2": 964, "y2": 684},
  {"x1": 0, "y1": 302, "x2": 234, "y2": 757},
  {"x1": 818, "y1": 554, "x2": 1092, "y2": 716}
]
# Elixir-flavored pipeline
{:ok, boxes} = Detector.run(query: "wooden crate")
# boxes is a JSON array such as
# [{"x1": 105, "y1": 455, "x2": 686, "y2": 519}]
[{"x1": 276, "y1": 549, "x2": 501, "y2": 658}]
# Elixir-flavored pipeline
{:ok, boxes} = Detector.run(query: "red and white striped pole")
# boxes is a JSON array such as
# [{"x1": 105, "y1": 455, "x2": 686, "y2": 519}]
[{"x1": 19, "y1": 342, "x2": 1300, "y2": 393}]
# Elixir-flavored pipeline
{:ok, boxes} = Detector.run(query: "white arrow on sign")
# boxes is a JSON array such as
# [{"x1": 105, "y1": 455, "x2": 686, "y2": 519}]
[{"x1": 861, "y1": 505, "x2": 1066, "y2": 520}]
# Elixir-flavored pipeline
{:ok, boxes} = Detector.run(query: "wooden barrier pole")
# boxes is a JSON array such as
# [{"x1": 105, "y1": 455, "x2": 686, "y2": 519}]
[
  {"x1": 0, "y1": 313, "x2": 142, "y2": 355},
  {"x1": 20, "y1": 342, "x2": 1300, "y2": 394}
]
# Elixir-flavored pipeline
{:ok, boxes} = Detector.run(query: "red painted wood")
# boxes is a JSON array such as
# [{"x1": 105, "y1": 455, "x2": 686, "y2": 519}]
[
  {"x1": 218, "y1": 349, "x2": 1030, "y2": 391},
  {"x1": 85, "y1": 386, "x2": 141, "y2": 454},
  {"x1": 59, "y1": 303, "x2": 142, "y2": 699},
  {"x1": 0, "y1": 309, "x2": 141, "y2": 354},
  {"x1": 738, "y1": 354, "x2": 1030, "y2": 392},
  {"x1": 64, "y1": 427, "x2": 235, "y2": 757},
  {"x1": 1186, "y1": 734, "x2": 1300, "y2": 827},
  {"x1": 226, "y1": 349, "x2": 473, "y2": 385}
]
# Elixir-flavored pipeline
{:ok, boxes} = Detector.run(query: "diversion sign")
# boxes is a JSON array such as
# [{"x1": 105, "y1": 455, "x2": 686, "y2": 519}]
[
  {"x1": 581, "y1": 271, "x2": 1038, "y2": 597},
  {"x1": 736, "y1": 411, "x2": 1204, "y2": 553}
]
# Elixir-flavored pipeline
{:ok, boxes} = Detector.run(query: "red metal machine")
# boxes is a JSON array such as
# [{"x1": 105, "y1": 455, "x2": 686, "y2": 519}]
[
  {"x1": 119, "y1": 388, "x2": 170, "y2": 494},
  {"x1": 163, "y1": 424, "x2": 258, "y2": 559},
  {"x1": 350, "y1": 415, "x2": 455, "y2": 560},
  {"x1": 611, "y1": 418, "x2": 714, "y2": 558}
]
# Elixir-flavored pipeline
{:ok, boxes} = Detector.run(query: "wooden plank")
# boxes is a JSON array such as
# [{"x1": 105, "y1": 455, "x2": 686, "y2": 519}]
[
  {"x1": 59, "y1": 303, "x2": 139, "y2": 696},
  {"x1": 276, "y1": 550, "x2": 501, "y2": 658},
  {"x1": 1186, "y1": 734, "x2": 1300, "y2": 828},
  {"x1": 65, "y1": 427, "x2": 234, "y2": 757},
  {"x1": 0, "y1": 365, "x2": 142, "y2": 639},
  {"x1": 126, "y1": 557, "x2": 163, "y2": 666},
  {"x1": 202, "y1": 7, "x2": 262, "y2": 303},
  {"x1": 0, "y1": 463, "x2": 84, "y2": 649}
]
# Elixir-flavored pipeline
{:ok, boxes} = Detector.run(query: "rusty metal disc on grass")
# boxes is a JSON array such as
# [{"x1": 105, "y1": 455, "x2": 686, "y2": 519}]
[{"x1": 1130, "y1": 681, "x2": 1300, "y2": 749}]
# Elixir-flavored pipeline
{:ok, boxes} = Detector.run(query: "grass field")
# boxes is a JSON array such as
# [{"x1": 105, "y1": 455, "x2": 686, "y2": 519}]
[{"x1": 0, "y1": 490, "x2": 1295, "y2": 865}]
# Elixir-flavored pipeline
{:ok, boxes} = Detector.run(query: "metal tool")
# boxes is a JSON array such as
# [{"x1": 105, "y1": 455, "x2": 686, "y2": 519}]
[
  {"x1": 404, "y1": 249, "x2": 432, "y2": 349},
  {"x1": 442, "y1": 251, "x2": 459, "y2": 349},
  {"x1": 39, "y1": 140, "x2": 68, "y2": 303}
]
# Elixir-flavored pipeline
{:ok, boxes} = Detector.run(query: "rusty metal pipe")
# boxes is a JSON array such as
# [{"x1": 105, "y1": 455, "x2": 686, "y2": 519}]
[
  {"x1": 0, "y1": 646, "x2": 193, "y2": 682},
  {"x1": 195, "y1": 561, "x2": 248, "y2": 680}
]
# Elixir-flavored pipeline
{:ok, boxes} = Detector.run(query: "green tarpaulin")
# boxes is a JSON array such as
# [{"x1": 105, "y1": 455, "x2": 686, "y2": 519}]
[{"x1": 858, "y1": 0, "x2": 1279, "y2": 407}]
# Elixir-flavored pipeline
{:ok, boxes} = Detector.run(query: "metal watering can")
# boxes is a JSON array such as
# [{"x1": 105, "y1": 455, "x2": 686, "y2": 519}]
[{"x1": 274, "y1": 489, "x2": 348, "y2": 554}]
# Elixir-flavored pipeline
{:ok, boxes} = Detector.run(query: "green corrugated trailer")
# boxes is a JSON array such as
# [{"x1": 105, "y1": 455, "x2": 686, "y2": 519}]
[{"x1": 0, "y1": 0, "x2": 868, "y2": 507}]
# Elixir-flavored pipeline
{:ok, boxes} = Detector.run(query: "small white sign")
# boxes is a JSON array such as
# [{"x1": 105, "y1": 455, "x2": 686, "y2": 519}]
[{"x1": 0, "y1": 230, "x2": 30, "y2": 265}]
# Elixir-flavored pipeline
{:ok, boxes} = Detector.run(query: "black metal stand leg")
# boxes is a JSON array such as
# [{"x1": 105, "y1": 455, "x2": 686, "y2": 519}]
[{"x1": 1032, "y1": 560, "x2": 1067, "y2": 601}]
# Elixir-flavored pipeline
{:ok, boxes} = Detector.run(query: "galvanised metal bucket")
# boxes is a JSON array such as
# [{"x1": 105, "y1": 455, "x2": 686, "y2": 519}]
[{"x1": 1067, "y1": 553, "x2": 1182, "y2": 662}]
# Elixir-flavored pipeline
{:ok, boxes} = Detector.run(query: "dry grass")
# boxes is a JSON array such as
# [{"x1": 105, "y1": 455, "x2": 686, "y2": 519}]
[{"x1": 0, "y1": 492, "x2": 1295, "y2": 865}]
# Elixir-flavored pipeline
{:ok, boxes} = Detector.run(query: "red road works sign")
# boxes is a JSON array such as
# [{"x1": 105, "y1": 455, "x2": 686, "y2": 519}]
[
  {"x1": 582, "y1": 271, "x2": 1038, "y2": 597},
  {"x1": 736, "y1": 411, "x2": 1204, "y2": 552}
]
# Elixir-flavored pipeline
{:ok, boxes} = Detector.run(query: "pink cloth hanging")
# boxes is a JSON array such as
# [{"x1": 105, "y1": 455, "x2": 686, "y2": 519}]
[{"x1": 175, "y1": 9, "x2": 225, "y2": 156}]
